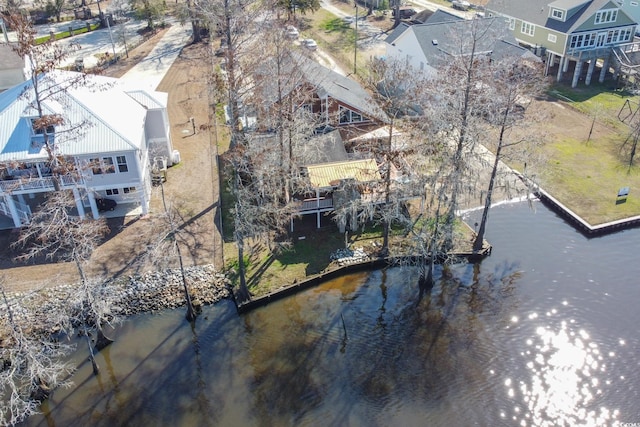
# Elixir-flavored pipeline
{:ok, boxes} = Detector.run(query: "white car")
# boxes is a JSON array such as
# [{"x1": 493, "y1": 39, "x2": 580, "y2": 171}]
[
  {"x1": 285, "y1": 25, "x2": 299, "y2": 39},
  {"x1": 452, "y1": 0, "x2": 470, "y2": 10},
  {"x1": 342, "y1": 16, "x2": 355, "y2": 25},
  {"x1": 302, "y1": 38, "x2": 318, "y2": 50}
]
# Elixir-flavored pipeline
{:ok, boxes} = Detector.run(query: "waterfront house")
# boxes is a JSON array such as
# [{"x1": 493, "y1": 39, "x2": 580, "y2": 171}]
[
  {"x1": 485, "y1": 0, "x2": 639, "y2": 86},
  {"x1": 0, "y1": 70, "x2": 174, "y2": 227}
]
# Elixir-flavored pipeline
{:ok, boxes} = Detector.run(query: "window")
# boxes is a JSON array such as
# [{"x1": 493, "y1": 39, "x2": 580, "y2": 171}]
[
  {"x1": 117, "y1": 155, "x2": 128, "y2": 173},
  {"x1": 106, "y1": 188, "x2": 119, "y2": 195},
  {"x1": 631, "y1": 1, "x2": 638, "y2": 6},
  {"x1": 90, "y1": 158, "x2": 102, "y2": 174},
  {"x1": 594, "y1": 9, "x2": 618, "y2": 24},
  {"x1": 508, "y1": 18, "x2": 515, "y2": 30},
  {"x1": 521, "y1": 21, "x2": 535, "y2": 37},
  {"x1": 89, "y1": 156, "x2": 124, "y2": 175},
  {"x1": 102, "y1": 157, "x2": 115, "y2": 174},
  {"x1": 30, "y1": 118, "x2": 55, "y2": 135},
  {"x1": 123, "y1": 187, "x2": 136, "y2": 194},
  {"x1": 570, "y1": 32, "x2": 601, "y2": 49},
  {"x1": 551, "y1": 9, "x2": 564, "y2": 20},
  {"x1": 548, "y1": 34, "x2": 557, "y2": 43},
  {"x1": 339, "y1": 106, "x2": 367, "y2": 124}
]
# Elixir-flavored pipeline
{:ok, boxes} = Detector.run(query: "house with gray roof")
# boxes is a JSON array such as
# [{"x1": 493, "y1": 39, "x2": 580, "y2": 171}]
[
  {"x1": 385, "y1": 16, "x2": 536, "y2": 77},
  {"x1": 0, "y1": 70, "x2": 174, "y2": 227},
  {"x1": 485, "y1": 0, "x2": 638, "y2": 87}
]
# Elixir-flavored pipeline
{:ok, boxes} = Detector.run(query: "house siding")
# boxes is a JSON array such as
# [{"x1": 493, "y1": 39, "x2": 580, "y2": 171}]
[
  {"x1": 386, "y1": 30, "x2": 428, "y2": 72},
  {"x1": 618, "y1": 0, "x2": 640, "y2": 32},
  {"x1": 575, "y1": 4, "x2": 636, "y2": 31}
]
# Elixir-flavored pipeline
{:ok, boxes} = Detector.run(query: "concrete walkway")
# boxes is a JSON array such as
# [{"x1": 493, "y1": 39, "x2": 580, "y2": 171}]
[{"x1": 120, "y1": 22, "x2": 193, "y2": 90}]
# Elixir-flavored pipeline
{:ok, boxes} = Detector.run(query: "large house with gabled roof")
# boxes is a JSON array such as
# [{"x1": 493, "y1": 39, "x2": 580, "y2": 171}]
[
  {"x1": 385, "y1": 14, "x2": 538, "y2": 77},
  {"x1": 0, "y1": 70, "x2": 174, "y2": 228},
  {"x1": 485, "y1": 0, "x2": 639, "y2": 87}
]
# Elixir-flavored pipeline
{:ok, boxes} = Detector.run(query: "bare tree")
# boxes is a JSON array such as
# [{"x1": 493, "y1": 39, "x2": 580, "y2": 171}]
[
  {"x1": 199, "y1": 0, "x2": 281, "y2": 302},
  {"x1": 419, "y1": 19, "x2": 509, "y2": 252},
  {"x1": 472, "y1": 56, "x2": 548, "y2": 252},
  {"x1": 0, "y1": 279, "x2": 74, "y2": 426},
  {"x1": 152, "y1": 185, "x2": 198, "y2": 321},
  {"x1": 12, "y1": 191, "x2": 110, "y2": 375},
  {"x1": 349, "y1": 56, "x2": 432, "y2": 256}
]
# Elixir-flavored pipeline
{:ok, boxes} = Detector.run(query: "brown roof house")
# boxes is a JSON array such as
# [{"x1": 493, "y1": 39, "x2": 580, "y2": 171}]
[{"x1": 252, "y1": 52, "x2": 388, "y2": 134}]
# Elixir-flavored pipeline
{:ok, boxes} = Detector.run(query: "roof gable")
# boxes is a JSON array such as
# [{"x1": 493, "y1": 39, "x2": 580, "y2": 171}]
[
  {"x1": 395, "y1": 18, "x2": 518, "y2": 67},
  {"x1": 0, "y1": 71, "x2": 152, "y2": 162},
  {"x1": 257, "y1": 52, "x2": 388, "y2": 123}
]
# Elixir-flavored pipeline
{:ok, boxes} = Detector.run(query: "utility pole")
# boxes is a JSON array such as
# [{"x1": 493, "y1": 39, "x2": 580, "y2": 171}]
[{"x1": 354, "y1": 1, "x2": 358, "y2": 75}]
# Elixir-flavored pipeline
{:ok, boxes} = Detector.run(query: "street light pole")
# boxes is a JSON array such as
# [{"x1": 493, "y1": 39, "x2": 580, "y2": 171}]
[{"x1": 354, "y1": 1, "x2": 358, "y2": 75}]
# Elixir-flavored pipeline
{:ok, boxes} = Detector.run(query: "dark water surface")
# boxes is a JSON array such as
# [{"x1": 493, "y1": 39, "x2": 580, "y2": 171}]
[{"x1": 28, "y1": 201, "x2": 640, "y2": 426}]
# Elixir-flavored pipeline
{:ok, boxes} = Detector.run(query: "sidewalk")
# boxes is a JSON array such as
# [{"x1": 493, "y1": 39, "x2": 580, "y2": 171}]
[{"x1": 120, "y1": 22, "x2": 193, "y2": 90}]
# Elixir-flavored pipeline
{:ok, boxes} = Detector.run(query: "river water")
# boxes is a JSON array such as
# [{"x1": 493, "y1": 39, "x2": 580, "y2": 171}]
[{"x1": 27, "y1": 200, "x2": 640, "y2": 427}]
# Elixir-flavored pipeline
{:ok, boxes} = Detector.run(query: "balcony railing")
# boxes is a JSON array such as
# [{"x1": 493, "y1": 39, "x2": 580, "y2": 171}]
[
  {"x1": 0, "y1": 174, "x2": 84, "y2": 194},
  {"x1": 299, "y1": 197, "x2": 333, "y2": 212},
  {"x1": 0, "y1": 198, "x2": 31, "y2": 224}
]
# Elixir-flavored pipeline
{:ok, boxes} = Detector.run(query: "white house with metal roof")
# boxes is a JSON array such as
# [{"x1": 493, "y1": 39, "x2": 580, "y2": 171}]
[
  {"x1": 0, "y1": 70, "x2": 174, "y2": 227},
  {"x1": 486, "y1": 0, "x2": 638, "y2": 87}
]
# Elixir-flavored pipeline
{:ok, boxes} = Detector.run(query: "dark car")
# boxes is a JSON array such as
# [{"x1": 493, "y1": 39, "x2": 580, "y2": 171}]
[
  {"x1": 96, "y1": 198, "x2": 117, "y2": 212},
  {"x1": 392, "y1": 7, "x2": 417, "y2": 19}
]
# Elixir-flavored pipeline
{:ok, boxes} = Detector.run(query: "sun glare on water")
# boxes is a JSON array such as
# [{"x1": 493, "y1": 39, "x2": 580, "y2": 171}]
[{"x1": 504, "y1": 311, "x2": 620, "y2": 426}]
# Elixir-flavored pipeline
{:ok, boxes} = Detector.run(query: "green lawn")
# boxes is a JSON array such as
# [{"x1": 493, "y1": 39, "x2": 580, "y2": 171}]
[
  {"x1": 34, "y1": 23, "x2": 101, "y2": 45},
  {"x1": 542, "y1": 85, "x2": 640, "y2": 225}
]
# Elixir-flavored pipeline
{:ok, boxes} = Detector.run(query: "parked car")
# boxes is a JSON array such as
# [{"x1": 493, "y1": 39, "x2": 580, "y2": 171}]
[
  {"x1": 452, "y1": 0, "x2": 470, "y2": 11},
  {"x1": 302, "y1": 38, "x2": 317, "y2": 50},
  {"x1": 342, "y1": 16, "x2": 355, "y2": 25},
  {"x1": 392, "y1": 7, "x2": 417, "y2": 19},
  {"x1": 285, "y1": 25, "x2": 299, "y2": 39},
  {"x1": 96, "y1": 197, "x2": 117, "y2": 212}
]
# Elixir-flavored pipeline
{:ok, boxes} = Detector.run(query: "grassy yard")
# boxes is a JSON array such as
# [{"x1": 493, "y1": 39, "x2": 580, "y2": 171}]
[
  {"x1": 542, "y1": 84, "x2": 640, "y2": 225},
  {"x1": 296, "y1": 6, "x2": 391, "y2": 77},
  {"x1": 34, "y1": 23, "x2": 101, "y2": 45}
]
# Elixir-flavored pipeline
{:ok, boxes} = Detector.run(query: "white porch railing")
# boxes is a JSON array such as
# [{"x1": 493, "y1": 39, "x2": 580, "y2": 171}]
[
  {"x1": 0, "y1": 175, "x2": 83, "y2": 194},
  {"x1": 299, "y1": 197, "x2": 333, "y2": 212},
  {"x1": 0, "y1": 198, "x2": 32, "y2": 224}
]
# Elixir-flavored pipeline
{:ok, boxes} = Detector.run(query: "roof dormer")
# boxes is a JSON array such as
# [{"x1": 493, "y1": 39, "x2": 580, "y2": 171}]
[
  {"x1": 550, "y1": 7, "x2": 567, "y2": 21},
  {"x1": 28, "y1": 116, "x2": 56, "y2": 150}
]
